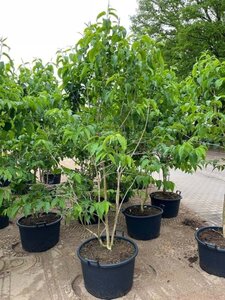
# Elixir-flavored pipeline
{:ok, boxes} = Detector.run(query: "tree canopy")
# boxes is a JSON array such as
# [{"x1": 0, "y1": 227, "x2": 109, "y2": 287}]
[{"x1": 131, "y1": 0, "x2": 225, "y2": 77}]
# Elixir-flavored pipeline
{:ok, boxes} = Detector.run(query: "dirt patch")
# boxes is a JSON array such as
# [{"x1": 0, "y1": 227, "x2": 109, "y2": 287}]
[
  {"x1": 182, "y1": 218, "x2": 206, "y2": 230},
  {"x1": 124, "y1": 205, "x2": 161, "y2": 216},
  {"x1": 188, "y1": 256, "x2": 198, "y2": 264},
  {"x1": 79, "y1": 238, "x2": 135, "y2": 264},
  {"x1": 199, "y1": 228, "x2": 225, "y2": 249},
  {"x1": 19, "y1": 213, "x2": 60, "y2": 226}
]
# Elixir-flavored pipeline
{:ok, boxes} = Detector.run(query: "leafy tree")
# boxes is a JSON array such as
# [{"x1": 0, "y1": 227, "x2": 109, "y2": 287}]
[
  {"x1": 131, "y1": 0, "x2": 225, "y2": 77},
  {"x1": 57, "y1": 9, "x2": 211, "y2": 249},
  {"x1": 180, "y1": 53, "x2": 225, "y2": 148}
]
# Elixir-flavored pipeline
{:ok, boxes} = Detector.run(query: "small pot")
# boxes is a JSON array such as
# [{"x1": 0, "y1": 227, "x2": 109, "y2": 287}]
[
  {"x1": 195, "y1": 226, "x2": 225, "y2": 277},
  {"x1": 44, "y1": 173, "x2": 61, "y2": 185},
  {"x1": 17, "y1": 212, "x2": 62, "y2": 252},
  {"x1": 0, "y1": 215, "x2": 9, "y2": 229},
  {"x1": 150, "y1": 191, "x2": 182, "y2": 218},
  {"x1": 122, "y1": 205, "x2": 163, "y2": 240},
  {"x1": 77, "y1": 236, "x2": 138, "y2": 299}
]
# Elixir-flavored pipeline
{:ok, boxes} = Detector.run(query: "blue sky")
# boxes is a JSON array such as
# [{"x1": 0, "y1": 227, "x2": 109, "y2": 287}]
[{"x1": 0, "y1": 0, "x2": 137, "y2": 65}]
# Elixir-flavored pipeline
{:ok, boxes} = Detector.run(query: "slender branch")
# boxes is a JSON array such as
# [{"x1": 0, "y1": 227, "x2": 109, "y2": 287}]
[{"x1": 131, "y1": 105, "x2": 150, "y2": 157}]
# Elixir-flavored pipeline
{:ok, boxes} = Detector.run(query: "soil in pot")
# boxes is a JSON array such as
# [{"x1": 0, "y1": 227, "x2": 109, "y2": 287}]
[
  {"x1": 19, "y1": 213, "x2": 61, "y2": 226},
  {"x1": 79, "y1": 238, "x2": 135, "y2": 264},
  {"x1": 195, "y1": 226, "x2": 225, "y2": 277},
  {"x1": 77, "y1": 236, "x2": 138, "y2": 299},
  {"x1": 17, "y1": 212, "x2": 62, "y2": 252},
  {"x1": 198, "y1": 228, "x2": 225, "y2": 249},
  {"x1": 150, "y1": 191, "x2": 182, "y2": 218},
  {"x1": 123, "y1": 205, "x2": 163, "y2": 240},
  {"x1": 125, "y1": 205, "x2": 160, "y2": 217}
]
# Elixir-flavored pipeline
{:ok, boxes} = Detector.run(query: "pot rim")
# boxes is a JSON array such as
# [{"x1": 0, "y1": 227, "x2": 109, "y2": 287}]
[
  {"x1": 150, "y1": 191, "x2": 182, "y2": 201},
  {"x1": 122, "y1": 204, "x2": 163, "y2": 218},
  {"x1": 17, "y1": 212, "x2": 62, "y2": 228},
  {"x1": 195, "y1": 226, "x2": 225, "y2": 252},
  {"x1": 77, "y1": 235, "x2": 138, "y2": 268}
]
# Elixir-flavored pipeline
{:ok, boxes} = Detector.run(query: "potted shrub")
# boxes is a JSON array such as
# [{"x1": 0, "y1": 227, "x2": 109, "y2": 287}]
[
  {"x1": 57, "y1": 135, "x2": 138, "y2": 299},
  {"x1": 6, "y1": 183, "x2": 65, "y2": 252},
  {"x1": 73, "y1": 148, "x2": 138, "y2": 299},
  {"x1": 57, "y1": 8, "x2": 183, "y2": 298},
  {"x1": 150, "y1": 143, "x2": 206, "y2": 218}
]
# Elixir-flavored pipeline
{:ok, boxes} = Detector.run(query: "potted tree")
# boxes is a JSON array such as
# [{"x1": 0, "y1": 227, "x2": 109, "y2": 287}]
[
  {"x1": 57, "y1": 9, "x2": 169, "y2": 297},
  {"x1": 74, "y1": 132, "x2": 139, "y2": 299},
  {"x1": 6, "y1": 183, "x2": 65, "y2": 252},
  {"x1": 58, "y1": 7, "x2": 204, "y2": 296},
  {"x1": 191, "y1": 53, "x2": 225, "y2": 277}
]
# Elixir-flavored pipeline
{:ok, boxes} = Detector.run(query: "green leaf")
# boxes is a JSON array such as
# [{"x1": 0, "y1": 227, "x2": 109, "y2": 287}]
[{"x1": 96, "y1": 11, "x2": 106, "y2": 20}]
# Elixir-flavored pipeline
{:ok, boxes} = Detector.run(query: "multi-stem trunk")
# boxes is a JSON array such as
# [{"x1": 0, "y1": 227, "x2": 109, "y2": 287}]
[
  {"x1": 109, "y1": 168, "x2": 121, "y2": 249},
  {"x1": 103, "y1": 164, "x2": 111, "y2": 250},
  {"x1": 162, "y1": 166, "x2": 169, "y2": 192},
  {"x1": 141, "y1": 187, "x2": 148, "y2": 212}
]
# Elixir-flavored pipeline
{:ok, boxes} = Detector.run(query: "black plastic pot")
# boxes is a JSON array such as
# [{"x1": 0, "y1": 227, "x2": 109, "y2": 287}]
[
  {"x1": 17, "y1": 213, "x2": 62, "y2": 252},
  {"x1": 77, "y1": 236, "x2": 138, "y2": 299},
  {"x1": 0, "y1": 179, "x2": 10, "y2": 187},
  {"x1": 122, "y1": 205, "x2": 163, "y2": 240},
  {"x1": 44, "y1": 173, "x2": 61, "y2": 185},
  {"x1": 195, "y1": 226, "x2": 225, "y2": 277},
  {"x1": 150, "y1": 191, "x2": 182, "y2": 218},
  {"x1": 0, "y1": 215, "x2": 9, "y2": 229}
]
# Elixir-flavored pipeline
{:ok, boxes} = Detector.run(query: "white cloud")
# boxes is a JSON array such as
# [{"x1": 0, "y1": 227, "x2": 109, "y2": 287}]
[{"x1": 0, "y1": 0, "x2": 137, "y2": 65}]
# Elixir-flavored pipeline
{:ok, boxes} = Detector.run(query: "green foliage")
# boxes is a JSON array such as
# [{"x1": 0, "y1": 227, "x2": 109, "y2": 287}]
[
  {"x1": 0, "y1": 186, "x2": 11, "y2": 214},
  {"x1": 181, "y1": 54, "x2": 225, "y2": 148},
  {"x1": 131, "y1": 0, "x2": 225, "y2": 77},
  {"x1": 1, "y1": 9, "x2": 224, "y2": 251},
  {"x1": 5, "y1": 184, "x2": 66, "y2": 218}
]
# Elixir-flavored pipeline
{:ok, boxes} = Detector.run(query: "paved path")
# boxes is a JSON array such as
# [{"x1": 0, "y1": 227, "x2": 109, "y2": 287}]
[{"x1": 170, "y1": 151, "x2": 225, "y2": 226}]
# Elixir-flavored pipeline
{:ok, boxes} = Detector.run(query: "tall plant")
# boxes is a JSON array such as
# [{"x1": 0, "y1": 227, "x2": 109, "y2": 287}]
[{"x1": 57, "y1": 9, "x2": 172, "y2": 249}]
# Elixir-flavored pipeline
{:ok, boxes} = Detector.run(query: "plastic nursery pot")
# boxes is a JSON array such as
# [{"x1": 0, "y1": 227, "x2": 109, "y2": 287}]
[
  {"x1": 17, "y1": 212, "x2": 62, "y2": 252},
  {"x1": 195, "y1": 226, "x2": 225, "y2": 277},
  {"x1": 77, "y1": 236, "x2": 138, "y2": 299},
  {"x1": 0, "y1": 215, "x2": 9, "y2": 229},
  {"x1": 0, "y1": 179, "x2": 10, "y2": 187},
  {"x1": 122, "y1": 205, "x2": 163, "y2": 240},
  {"x1": 44, "y1": 173, "x2": 61, "y2": 185},
  {"x1": 150, "y1": 191, "x2": 182, "y2": 218}
]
